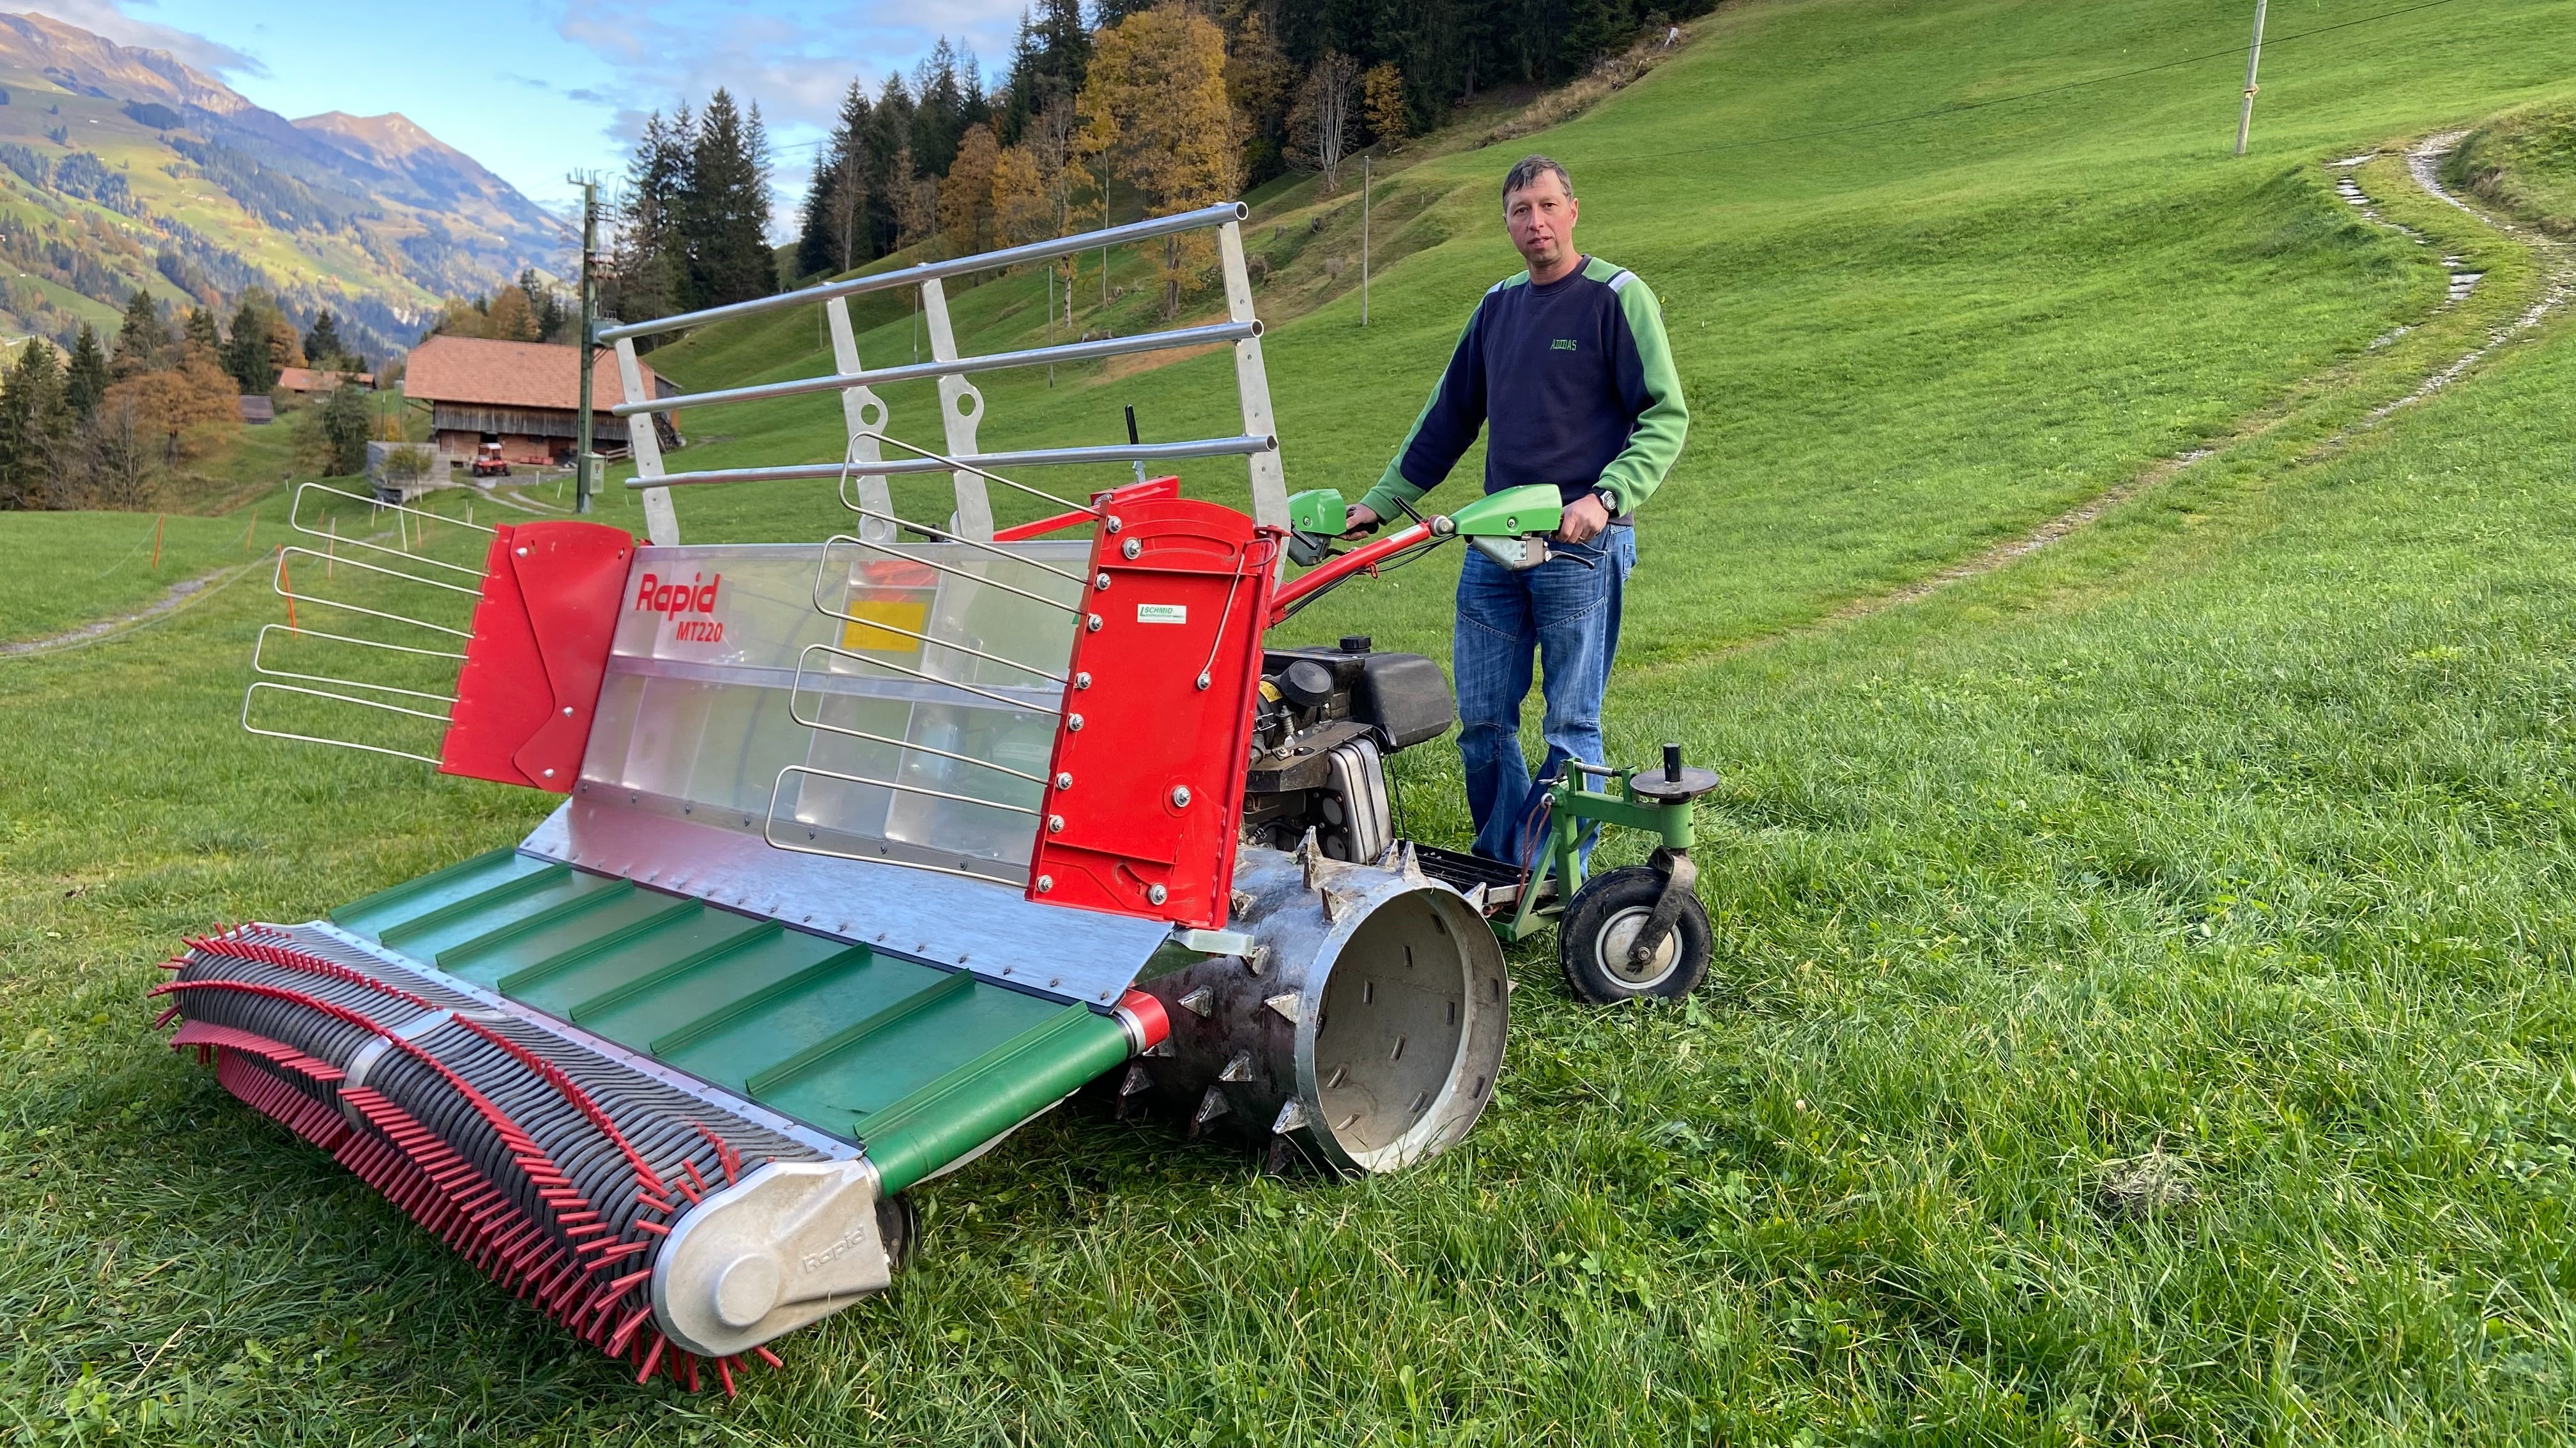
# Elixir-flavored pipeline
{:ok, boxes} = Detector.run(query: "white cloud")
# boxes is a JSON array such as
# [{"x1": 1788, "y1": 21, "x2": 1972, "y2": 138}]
[
  {"x1": 8, "y1": 0, "x2": 266, "y2": 78},
  {"x1": 554, "y1": 0, "x2": 1025, "y2": 133}
]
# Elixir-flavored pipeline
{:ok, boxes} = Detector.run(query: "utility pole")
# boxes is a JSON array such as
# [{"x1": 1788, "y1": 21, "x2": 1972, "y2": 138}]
[
  {"x1": 1361, "y1": 154, "x2": 1371, "y2": 326},
  {"x1": 2234, "y1": 0, "x2": 2268, "y2": 158},
  {"x1": 572, "y1": 174, "x2": 598, "y2": 514}
]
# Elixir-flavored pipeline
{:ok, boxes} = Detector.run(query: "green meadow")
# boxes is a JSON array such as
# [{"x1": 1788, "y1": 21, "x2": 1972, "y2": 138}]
[{"x1": 5, "y1": 0, "x2": 2576, "y2": 1440}]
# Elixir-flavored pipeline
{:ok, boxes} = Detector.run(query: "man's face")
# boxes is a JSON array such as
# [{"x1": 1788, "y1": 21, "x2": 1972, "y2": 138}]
[{"x1": 1505, "y1": 172, "x2": 1579, "y2": 274}]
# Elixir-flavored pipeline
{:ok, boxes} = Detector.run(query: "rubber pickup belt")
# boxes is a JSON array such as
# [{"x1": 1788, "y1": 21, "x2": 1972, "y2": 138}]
[{"x1": 153, "y1": 922, "x2": 826, "y2": 1395}]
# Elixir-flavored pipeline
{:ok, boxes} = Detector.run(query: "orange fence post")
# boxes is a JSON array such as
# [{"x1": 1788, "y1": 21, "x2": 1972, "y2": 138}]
[{"x1": 150, "y1": 513, "x2": 164, "y2": 570}]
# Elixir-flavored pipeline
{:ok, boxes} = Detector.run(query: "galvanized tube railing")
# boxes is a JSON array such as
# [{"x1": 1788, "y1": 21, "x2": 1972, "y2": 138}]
[
  {"x1": 613, "y1": 319, "x2": 1261, "y2": 419},
  {"x1": 597, "y1": 202, "x2": 1248, "y2": 344},
  {"x1": 641, "y1": 436, "x2": 1275, "y2": 491}
]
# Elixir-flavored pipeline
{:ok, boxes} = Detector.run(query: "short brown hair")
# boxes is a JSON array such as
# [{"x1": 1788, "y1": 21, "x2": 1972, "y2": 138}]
[{"x1": 1502, "y1": 154, "x2": 1573, "y2": 202}]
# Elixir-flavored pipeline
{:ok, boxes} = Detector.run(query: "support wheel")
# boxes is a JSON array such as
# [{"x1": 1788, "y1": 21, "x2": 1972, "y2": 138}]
[
  {"x1": 877, "y1": 1192, "x2": 920, "y2": 1274},
  {"x1": 1558, "y1": 865, "x2": 1711, "y2": 1004}
]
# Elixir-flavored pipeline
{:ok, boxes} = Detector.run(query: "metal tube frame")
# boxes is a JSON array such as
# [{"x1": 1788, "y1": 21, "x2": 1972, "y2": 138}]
[{"x1": 603, "y1": 202, "x2": 1287, "y2": 547}]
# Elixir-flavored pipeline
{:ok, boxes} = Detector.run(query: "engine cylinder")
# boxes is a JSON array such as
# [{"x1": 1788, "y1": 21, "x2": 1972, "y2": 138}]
[{"x1": 1129, "y1": 842, "x2": 1508, "y2": 1173}]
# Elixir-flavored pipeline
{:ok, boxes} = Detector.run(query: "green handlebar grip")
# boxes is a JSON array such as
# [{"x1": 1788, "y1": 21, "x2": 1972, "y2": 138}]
[
  {"x1": 1448, "y1": 484, "x2": 1567, "y2": 538},
  {"x1": 1287, "y1": 488, "x2": 1347, "y2": 535}
]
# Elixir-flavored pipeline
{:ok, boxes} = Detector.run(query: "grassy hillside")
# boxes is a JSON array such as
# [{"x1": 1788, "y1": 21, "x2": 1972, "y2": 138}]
[
  {"x1": 624, "y1": 0, "x2": 2573, "y2": 671},
  {"x1": 6, "y1": 0, "x2": 2576, "y2": 1440}
]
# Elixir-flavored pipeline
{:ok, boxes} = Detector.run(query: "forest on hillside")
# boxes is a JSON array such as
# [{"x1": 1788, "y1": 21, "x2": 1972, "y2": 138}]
[{"x1": 585, "y1": 0, "x2": 1710, "y2": 332}]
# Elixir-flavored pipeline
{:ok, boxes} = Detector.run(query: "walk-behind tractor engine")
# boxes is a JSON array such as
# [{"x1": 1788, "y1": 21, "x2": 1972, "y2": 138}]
[{"x1": 176, "y1": 205, "x2": 1717, "y2": 1393}]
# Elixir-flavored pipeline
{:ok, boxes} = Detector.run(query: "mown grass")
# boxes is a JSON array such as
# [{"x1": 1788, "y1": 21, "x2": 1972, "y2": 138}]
[{"x1": 6, "y1": 0, "x2": 2576, "y2": 1440}]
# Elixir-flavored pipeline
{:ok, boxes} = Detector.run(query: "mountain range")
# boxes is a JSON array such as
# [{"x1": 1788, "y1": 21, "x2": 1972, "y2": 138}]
[{"x1": 0, "y1": 11, "x2": 565, "y2": 363}]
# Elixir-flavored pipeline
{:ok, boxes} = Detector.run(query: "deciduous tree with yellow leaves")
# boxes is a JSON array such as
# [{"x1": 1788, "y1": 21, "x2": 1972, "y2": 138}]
[{"x1": 1077, "y1": 4, "x2": 1241, "y2": 317}]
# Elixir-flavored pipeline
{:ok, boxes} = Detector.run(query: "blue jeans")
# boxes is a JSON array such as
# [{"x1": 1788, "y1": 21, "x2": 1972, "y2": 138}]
[{"x1": 1455, "y1": 525, "x2": 1635, "y2": 865}]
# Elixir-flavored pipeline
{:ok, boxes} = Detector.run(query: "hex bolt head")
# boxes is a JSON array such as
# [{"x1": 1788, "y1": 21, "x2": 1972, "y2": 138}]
[
  {"x1": 1105, "y1": 515, "x2": 1123, "y2": 533},
  {"x1": 1170, "y1": 785, "x2": 1192, "y2": 807},
  {"x1": 1035, "y1": 874, "x2": 1054, "y2": 893},
  {"x1": 1094, "y1": 572, "x2": 1111, "y2": 591},
  {"x1": 1147, "y1": 884, "x2": 1169, "y2": 905},
  {"x1": 1047, "y1": 814, "x2": 1066, "y2": 834},
  {"x1": 1121, "y1": 537, "x2": 1142, "y2": 560},
  {"x1": 1055, "y1": 772, "x2": 1074, "y2": 789}
]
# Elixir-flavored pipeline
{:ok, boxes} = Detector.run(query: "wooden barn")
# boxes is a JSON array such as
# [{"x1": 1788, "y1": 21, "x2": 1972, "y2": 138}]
[{"x1": 400, "y1": 335, "x2": 680, "y2": 468}]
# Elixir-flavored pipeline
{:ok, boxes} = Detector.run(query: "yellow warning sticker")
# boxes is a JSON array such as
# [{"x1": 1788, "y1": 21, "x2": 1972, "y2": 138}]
[{"x1": 841, "y1": 598, "x2": 930, "y2": 652}]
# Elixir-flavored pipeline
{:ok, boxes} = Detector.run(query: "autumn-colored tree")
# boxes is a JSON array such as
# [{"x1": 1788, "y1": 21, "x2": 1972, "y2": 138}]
[
  {"x1": 98, "y1": 351, "x2": 237, "y2": 463},
  {"x1": 1078, "y1": 4, "x2": 1242, "y2": 315},
  {"x1": 937, "y1": 122, "x2": 1000, "y2": 254},
  {"x1": 1287, "y1": 51, "x2": 1361, "y2": 193},
  {"x1": 266, "y1": 313, "x2": 306, "y2": 374},
  {"x1": 485, "y1": 284, "x2": 539, "y2": 342},
  {"x1": 990, "y1": 141, "x2": 1054, "y2": 248},
  {"x1": 1362, "y1": 63, "x2": 1408, "y2": 148}
]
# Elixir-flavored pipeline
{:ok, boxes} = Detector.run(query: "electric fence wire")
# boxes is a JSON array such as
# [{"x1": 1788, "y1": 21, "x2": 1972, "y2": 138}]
[{"x1": 1590, "y1": 0, "x2": 2469, "y2": 168}]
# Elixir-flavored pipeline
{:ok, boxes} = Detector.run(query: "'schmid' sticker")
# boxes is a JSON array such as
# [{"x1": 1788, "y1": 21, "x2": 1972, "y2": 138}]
[{"x1": 1137, "y1": 604, "x2": 1188, "y2": 625}]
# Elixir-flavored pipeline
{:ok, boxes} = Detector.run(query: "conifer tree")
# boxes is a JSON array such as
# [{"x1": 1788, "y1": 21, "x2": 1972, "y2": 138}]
[
  {"x1": 0, "y1": 342, "x2": 69, "y2": 508},
  {"x1": 64, "y1": 324, "x2": 108, "y2": 420},
  {"x1": 682, "y1": 90, "x2": 774, "y2": 310},
  {"x1": 182, "y1": 306, "x2": 220, "y2": 360},
  {"x1": 222, "y1": 293, "x2": 282, "y2": 393},
  {"x1": 303, "y1": 310, "x2": 344, "y2": 369},
  {"x1": 113, "y1": 288, "x2": 165, "y2": 377}
]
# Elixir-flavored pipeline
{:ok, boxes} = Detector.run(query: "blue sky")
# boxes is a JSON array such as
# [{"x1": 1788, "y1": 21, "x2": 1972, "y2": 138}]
[{"x1": 17, "y1": 0, "x2": 1025, "y2": 224}]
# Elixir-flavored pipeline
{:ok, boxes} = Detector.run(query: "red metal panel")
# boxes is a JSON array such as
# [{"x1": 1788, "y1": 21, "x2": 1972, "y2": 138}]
[
  {"x1": 1026, "y1": 479, "x2": 1279, "y2": 930},
  {"x1": 439, "y1": 521, "x2": 634, "y2": 791}
]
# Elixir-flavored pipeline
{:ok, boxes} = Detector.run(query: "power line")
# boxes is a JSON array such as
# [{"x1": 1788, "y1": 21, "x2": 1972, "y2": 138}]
[{"x1": 1590, "y1": 0, "x2": 2467, "y2": 167}]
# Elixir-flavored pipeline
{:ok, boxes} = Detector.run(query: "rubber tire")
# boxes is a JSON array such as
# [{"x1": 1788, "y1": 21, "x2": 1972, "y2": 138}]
[{"x1": 1558, "y1": 865, "x2": 1712, "y2": 1005}]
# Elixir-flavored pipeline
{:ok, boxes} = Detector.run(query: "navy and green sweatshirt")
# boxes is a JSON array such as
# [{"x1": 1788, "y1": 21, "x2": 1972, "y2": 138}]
[{"x1": 1358, "y1": 255, "x2": 1688, "y2": 522}]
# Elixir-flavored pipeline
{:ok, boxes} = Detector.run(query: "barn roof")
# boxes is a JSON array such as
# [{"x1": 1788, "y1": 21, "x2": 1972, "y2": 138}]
[{"x1": 400, "y1": 335, "x2": 658, "y2": 414}]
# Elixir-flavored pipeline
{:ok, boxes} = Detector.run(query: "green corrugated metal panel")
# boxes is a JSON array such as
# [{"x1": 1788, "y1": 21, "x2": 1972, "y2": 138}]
[
  {"x1": 332, "y1": 848, "x2": 556, "y2": 940},
  {"x1": 329, "y1": 850, "x2": 1130, "y2": 1172}
]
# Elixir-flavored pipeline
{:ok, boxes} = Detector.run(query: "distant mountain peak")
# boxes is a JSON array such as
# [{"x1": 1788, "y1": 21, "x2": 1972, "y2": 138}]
[{"x1": 0, "y1": 10, "x2": 567, "y2": 357}]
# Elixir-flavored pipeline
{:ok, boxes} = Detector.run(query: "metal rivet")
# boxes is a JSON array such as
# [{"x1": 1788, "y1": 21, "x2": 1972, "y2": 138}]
[
  {"x1": 1075, "y1": 672, "x2": 1092, "y2": 690},
  {"x1": 1094, "y1": 572, "x2": 1111, "y2": 591},
  {"x1": 1170, "y1": 786, "x2": 1192, "y2": 808},
  {"x1": 1086, "y1": 613, "x2": 1103, "y2": 632},
  {"x1": 1147, "y1": 884, "x2": 1169, "y2": 905},
  {"x1": 1121, "y1": 537, "x2": 1141, "y2": 560},
  {"x1": 542, "y1": 767, "x2": 556, "y2": 778},
  {"x1": 514, "y1": 545, "x2": 528, "y2": 556},
  {"x1": 1047, "y1": 814, "x2": 1066, "y2": 834},
  {"x1": 1034, "y1": 876, "x2": 1053, "y2": 893},
  {"x1": 1105, "y1": 515, "x2": 1123, "y2": 533},
  {"x1": 1055, "y1": 772, "x2": 1073, "y2": 789},
  {"x1": 1067, "y1": 714, "x2": 1084, "y2": 731},
  {"x1": 562, "y1": 705, "x2": 575, "y2": 716},
  {"x1": 1195, "y1": 672, "x2": 1212, "y2": 690}
]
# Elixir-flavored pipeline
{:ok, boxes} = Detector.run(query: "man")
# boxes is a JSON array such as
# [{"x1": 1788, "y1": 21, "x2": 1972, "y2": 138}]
[{"x1": 1345, "y1": 154, "x2": 1689, "y2": 865}]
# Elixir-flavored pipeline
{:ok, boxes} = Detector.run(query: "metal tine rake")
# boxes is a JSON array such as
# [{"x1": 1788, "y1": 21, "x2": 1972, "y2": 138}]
[
  {"x1": 241, "y1": 680, "x2": 451, "y2": 766},
  {"x1": 252, "y1": 623, "x2": 466, "y2": 705},
  {"x1": 290, "y1": 480, "x2": 494, "y2": 579}
]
